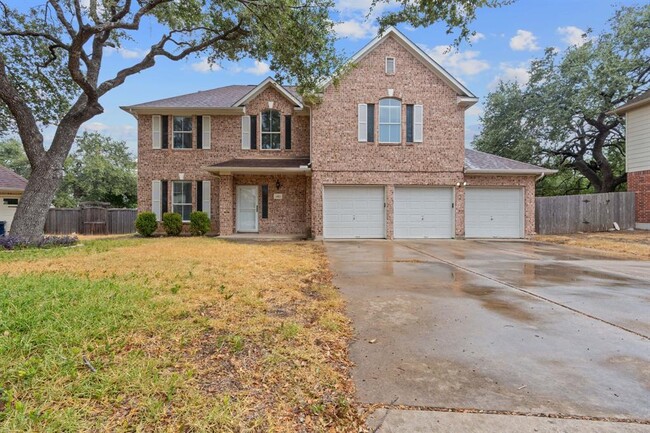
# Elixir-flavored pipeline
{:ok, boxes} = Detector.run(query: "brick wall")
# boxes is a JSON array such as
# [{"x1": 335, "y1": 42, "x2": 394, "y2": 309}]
[{"x1": 628, "y1": 170, "x2": 650, "y2": 224}]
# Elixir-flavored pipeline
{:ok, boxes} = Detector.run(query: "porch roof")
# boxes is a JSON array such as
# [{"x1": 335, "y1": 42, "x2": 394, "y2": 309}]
[{"x1": 204, "y1": 158, "x2": 311, "y2": 175}]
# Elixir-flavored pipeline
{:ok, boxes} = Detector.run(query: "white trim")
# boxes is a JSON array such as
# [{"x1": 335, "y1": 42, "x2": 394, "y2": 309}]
[
  {"x1": 202, "y1": 115, "x2": 211, "y2": 149},
  {"x1": 378, "y1": 98, "x2": 401, "y2": 144},
  {"x1": 152, "y1": 115, "x2": 161, "y2": 149},
  {"x1": 233, "y1": 77, "x2": 303, "y2": 108},
  {"x1": 204, "y1": 166, "x2": 311, "y2": 175},
  {"x1": 152, "y1": 180, "x2": 162, "y2": 221},
  {"x1": 465, "y1": 168, "x2": 558, "y2": 175},
  {"x1": 358, "y1": 103, "x2": 368, "y2": 142},
  {"x1": 385, "y1": 56, "x2": 395, "y2": 75},
  {"x1": 319, "y1": 27, "x2": 476, "y2": 99},
  {"x1": 635, "y1": 222, "x2": 650, "y2": 230},
  {"x1": 172, "y1": 180, "x2": 193, "y2": 222},
  {"x1": 202, "y1": 180, "x2": 211, "y2": 218},
  {"x1": 413, "y1": 104, "x2": 423, "y2": 143},
  {"x1": 236, "y1": 185, "x2": 259, "y2": 233},
  {"x1": 457, "y1": 96, "x2": 479, "y2": 108},
  {"x1": 241, "y1": 115, "x2": 251, "y2": 149}
]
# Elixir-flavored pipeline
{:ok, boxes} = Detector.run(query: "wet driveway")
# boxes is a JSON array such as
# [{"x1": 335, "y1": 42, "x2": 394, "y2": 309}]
[{"x1": 325, "y1": 240, "x2": 650, "y2": 424}]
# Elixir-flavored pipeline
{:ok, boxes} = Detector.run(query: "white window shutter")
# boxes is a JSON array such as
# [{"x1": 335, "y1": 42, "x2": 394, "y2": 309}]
[
  {"x1": 152, "y1": 180, "x2": 162, "y2": 221},
  {"x1": 358, "y1": 104, "x2": 368, "y2": 142},
  {"x1": 241, "y1": 115, "x2": 251, "y2": 149},
  {"x1": 414, "y1": 104, "x2": 423, "y2": 143},
  {"x1": 202, "y1": 115, "x2": 211, "y2": 149},
  {"x1": 152, "y1": 115, "x2": 161, "y2": 149},
  {"x1": 202, "y1": 181, "x2": 211, "y2": 218}
]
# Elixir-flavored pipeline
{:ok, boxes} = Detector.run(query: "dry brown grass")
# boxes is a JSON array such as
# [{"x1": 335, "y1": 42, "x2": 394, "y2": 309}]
[
  {"x1": 0, "y1": 237, "x2": 365, "y2": 432},
  {"x1": 535, "y1": 231, "x2": 650, "y2": 260}
]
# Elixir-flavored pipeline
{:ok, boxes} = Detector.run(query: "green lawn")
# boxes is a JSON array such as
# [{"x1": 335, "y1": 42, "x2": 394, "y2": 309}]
[{"x1": 0, "y1": 237, "x2": 363, "y2": 432}]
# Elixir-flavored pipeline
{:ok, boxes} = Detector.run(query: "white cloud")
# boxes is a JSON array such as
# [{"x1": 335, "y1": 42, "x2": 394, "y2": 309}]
[
  {"x1": 106, "y1": 46, "x2": 148, "y2": 60},
  {"x1": 557, "y1": 26, "x2": 590, "y2": 47},
  {"x1": 334, "y1": 19, "x2": 378, "y2": 40},
  {"x1": 244, "y1": 60, "x2": 271, "y2": 76},
  {"x1": 190, "y1": 57, "x2": 222, "y2": 73},
  {"x1": 469, "y1": 32, "x2": 486, "y2": 44},
  {"x1": 82, "y1": 121, "x2": 109, "y2": 132},
  {"x1": 465, "y1": 103, "x2": 483, "y2": 117},
  {"x1": 424, "y1": 45, "x2": 490, "y2": 77},
  {"x1": 488, "y1": 63, "x2": 530, "y2": 90},
  {"x1": 509, "y1": 30, "x2": 539, "y2": 51}
]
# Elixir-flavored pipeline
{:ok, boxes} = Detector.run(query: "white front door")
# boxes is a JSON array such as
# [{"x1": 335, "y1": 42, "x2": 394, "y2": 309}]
[
  {"x1": 236, "y1": 185, "x2": 258, "y2": 232},
  {"x1": 394, "y1": 187, "x2": 454, "y2": 238},
  {"x1": 323, "y1": 186, "x2": 385, "y2": 238}
]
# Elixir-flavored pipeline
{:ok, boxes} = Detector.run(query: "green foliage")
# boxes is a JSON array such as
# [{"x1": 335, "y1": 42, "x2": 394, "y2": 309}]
[
  {"x1": 189, "y1": 211, "x2": 211, "y2": 236},
  {"x1": 0, "y1": 139, "x2": 30, "y2": 178},
  {"x1": 473, "y1": 4, "x2": 649, "y2": 194},
  {"x1": 135, "y1": 212, "x2": 158, "y2": 237},
  {"x1": 55, "y1": 132, "x2": 137, "y2": 208},
  {"x1": 162, "y1": 213, "x2": 183, "y2": 236}
]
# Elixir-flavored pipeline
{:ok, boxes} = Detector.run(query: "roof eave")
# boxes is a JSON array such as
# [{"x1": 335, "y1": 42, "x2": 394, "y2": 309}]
[
  {"x1": 203, "y1": 166, "x2": 312, "y2": 175},
  {"x1": 610, "y1": 97, "x2": 650, "y2": 114},
  {"x1": 120, "y1": 106, "x2": 246, "y2": 115},
  {"x1": 458, "y1": 97, "x2": 479, "y2": 108},
  {"x1": 465, "y1": 168, "x2": 558, "y2": 175},
  {"x1": 0, "y1": 187, "x2": 26, "y2": 193}
]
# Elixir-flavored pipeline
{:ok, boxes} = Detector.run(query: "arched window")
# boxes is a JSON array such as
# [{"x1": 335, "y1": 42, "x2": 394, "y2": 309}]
[
  {"x1": 261, "y1": 109, "x2": 281, "y2": 149},
  {"x1": 379, "y1": 98, "x2": 401, "y2": 143}
]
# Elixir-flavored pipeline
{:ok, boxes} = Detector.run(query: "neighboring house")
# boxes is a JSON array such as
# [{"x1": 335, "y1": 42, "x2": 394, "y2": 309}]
[
  {"x1": 614, "y1": 89, "x2": 650, "y2": 230},
  {"x1": 122, "y1": 28, "x2": 553, "y2": 239},
  {"x1": 0, "y1": 164, "x2": 27, "y2": 236}
]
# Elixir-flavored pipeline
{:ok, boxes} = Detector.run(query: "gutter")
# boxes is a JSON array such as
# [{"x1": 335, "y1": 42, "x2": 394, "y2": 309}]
[
  {"x1": 609, "y1": 98, "x2": 650, "y2": 115},
  {"x1": 465, "y1": 168, "x2": 558, "y2": 175},
  {"x1": 202, "y1": 166, "x2": 312, "y2": 175}
]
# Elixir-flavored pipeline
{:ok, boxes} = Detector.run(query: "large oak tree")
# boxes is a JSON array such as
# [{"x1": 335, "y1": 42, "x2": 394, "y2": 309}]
[
  {"x1": 473, "y1": 5, "x2": 650, "y2": 195},
  {"x1": 1, "y1": 0, "x2": 509, "y2": 239}
]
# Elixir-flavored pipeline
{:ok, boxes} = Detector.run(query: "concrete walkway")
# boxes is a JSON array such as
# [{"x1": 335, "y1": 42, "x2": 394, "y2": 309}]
[{"x1": 325, "y1": 240, "x2": 650, "y2": 432}]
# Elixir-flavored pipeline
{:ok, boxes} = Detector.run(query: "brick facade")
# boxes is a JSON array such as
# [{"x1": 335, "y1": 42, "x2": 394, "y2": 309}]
[
  {"x1": 135, "y1": 32, "x2": 541, "y2": 239},
  {"x1": 628, "y1": 170, "x2": 650, "y2": 224}
]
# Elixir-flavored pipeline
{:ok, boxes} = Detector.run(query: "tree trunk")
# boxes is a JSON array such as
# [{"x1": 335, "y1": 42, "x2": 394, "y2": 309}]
[{"x1": 10, "y1": 156, "x2": 66, "y2": 241}]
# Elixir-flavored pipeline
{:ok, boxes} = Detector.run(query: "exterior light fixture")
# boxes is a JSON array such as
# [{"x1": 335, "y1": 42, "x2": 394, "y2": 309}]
[{"x1": 276, "y1": 180, "x2": 282, "y2": 190}]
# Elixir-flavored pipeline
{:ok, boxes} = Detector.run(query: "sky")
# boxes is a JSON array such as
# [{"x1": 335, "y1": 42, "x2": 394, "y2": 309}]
[{"x1": 27, "y1": 0, "x2": 642, "y2": 153}]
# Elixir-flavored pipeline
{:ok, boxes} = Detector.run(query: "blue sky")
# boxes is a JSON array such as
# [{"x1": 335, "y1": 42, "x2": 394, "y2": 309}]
[{"x1": 40, "y1": 0, "x2": 640, "y2": 153}]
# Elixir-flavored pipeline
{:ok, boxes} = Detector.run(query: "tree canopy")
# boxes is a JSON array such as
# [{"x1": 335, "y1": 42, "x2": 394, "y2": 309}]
[{"x1": 473, "y1": 4, "x2": 650, "y2": 195}]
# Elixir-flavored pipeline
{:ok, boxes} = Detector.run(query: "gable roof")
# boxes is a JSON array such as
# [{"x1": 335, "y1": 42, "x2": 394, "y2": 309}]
[
  {"x1": 464, "y1": 149, "x2": 557, "y2": 175},
  {"x1": 121, "y1": 80, "x2": 302, "y2": 114},
  {"x1": 320, "y1": 27, "x2": 477, "y2": 103},
  {"x1": 613, "y1": 89, "x2": 650, "y2": 114},
  {"x1": 0, "y1": 165, "x2": 28, "y2": 192}
]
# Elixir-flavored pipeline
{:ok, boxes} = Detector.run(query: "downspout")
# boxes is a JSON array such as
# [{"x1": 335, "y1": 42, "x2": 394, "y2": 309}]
[{"x1": 535, "y1": 173, "x2": 546, "y2": 182}]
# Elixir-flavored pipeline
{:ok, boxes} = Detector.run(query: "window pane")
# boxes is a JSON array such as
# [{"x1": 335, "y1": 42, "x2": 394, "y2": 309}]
[
  {"x1": 262, "y1": 134, "x2": 271, "y2": 148},
  {"x1": 182, "y1": 182, "x2": 192, "y2": 202},
  {"x1": 379, "y1": 124, "x2": 390, "y2": 142},
  {"x1": 261, "y1": 112, "x2": 270, "y2": 132},
  {"x1": 271, "y1": 133, "x2": 280, "y2": 148},
  {"x1": 271, "y1": 111, "x2": 280, "y2": 131},
  {"x1": 379, "y1": 107, "x2": 389, "y2": 123},
  {"x1": 389, "y1": 106, "x2": 401, "y2": 123},
  {"x1": 389, "y1": 125, "x2": 401, "y2": 142}
]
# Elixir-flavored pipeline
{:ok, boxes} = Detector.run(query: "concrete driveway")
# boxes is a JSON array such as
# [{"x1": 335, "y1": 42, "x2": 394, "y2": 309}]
[{"x1": 325, "y1": 240, "x2": 650, "y2": 432}]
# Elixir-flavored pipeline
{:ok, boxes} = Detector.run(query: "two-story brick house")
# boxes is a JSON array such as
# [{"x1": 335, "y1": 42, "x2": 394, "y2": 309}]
[{"x1": 123, "y1": 28, "x2": 553, "y2": 239}]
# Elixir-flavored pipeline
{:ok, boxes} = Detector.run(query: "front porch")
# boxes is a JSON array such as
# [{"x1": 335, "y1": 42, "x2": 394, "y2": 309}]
[{"x1": 205, "y1": 158, "x2": 312, "y2": 237}]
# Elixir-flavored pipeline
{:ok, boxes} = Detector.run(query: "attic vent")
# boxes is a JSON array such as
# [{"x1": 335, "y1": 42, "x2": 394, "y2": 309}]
[{"x1": 385, "y1": 57, "x2": 395, "y2": 75}]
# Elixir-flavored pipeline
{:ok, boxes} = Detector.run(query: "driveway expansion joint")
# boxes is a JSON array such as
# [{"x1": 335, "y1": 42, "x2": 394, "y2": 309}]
[{"x1": 400, "y1": 242, "x2": 650, "y2": 341}]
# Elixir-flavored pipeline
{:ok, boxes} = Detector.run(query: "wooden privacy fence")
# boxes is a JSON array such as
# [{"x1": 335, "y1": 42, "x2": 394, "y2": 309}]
[
  {"x1": 44, "y1": 207, "x2": 137, "y2": 235},
  {"x1": 535, "y1": 192, "x2": 635, "y2": 235}
]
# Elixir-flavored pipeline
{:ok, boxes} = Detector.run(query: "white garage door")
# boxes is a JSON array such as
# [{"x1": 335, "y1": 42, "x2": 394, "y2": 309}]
[
  {"x1": 394, "y1": 187, "x2": 454, "y2": 238},
  {"x1": 465, "y1": 188, "x2": 523, "y2": 238},
  {"x1": 0, "y1": 196, "x2": 19, "y2": 235},
  {"x1": 323, "y1": 186, "x2": 385, "y2": 238}
]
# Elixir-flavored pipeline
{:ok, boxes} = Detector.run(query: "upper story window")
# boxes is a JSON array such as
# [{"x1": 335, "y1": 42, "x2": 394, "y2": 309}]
[
  {"x1": 261, "y1": 109, "x2": 281, "y2": 150},
  {"x1": 173, "y1": 116, "x2": 192, "y2": 149},
  {"x1": 172, "y1": 181, "x2": 192, "y2": 221},
  {"x1": 3, "y1": 198, "x2": 18, "y2": 207},
  {"x1": 385, "y1": 57, "x2": 396, "y2": 75},
  {"x1": 379, "y1": 98, "x2": 401, "y2": 143}
]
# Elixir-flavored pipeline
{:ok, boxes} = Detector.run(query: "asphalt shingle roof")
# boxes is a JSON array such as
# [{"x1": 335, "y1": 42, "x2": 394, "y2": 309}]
[
  {"x1": 126, "y1": 84, "x2": 301, "y2": 109},
  {"x1": 0, "y1": 165, "x2": 28, "y2": 191},
  {"x1": 464, "y1": 148, "x2": 553, "y2": 172}
]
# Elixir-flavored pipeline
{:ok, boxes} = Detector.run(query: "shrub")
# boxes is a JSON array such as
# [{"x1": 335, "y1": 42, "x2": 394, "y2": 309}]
[
  {"x1": 162, "y1": 212, "x2": 183, "y2": 236},
  {"x1": 0, "y1": 235, "x2": 79, "y2": 250},
  {"x1": 135, "y1": 212, "x2": 158, "y2": 237},
  {"x1": 189, "y1": 211, "x2": 211, "y2": 236}
]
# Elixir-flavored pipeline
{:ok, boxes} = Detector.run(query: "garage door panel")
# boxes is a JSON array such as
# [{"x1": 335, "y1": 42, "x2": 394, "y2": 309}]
[
  {"x1": 394, "y1": 187, "x2": 454, "y2": 239},
  {"x1": 324, "y1": 186, "x2": 385, "y2": 239},
  {"x1": 465, "y1": 188, "x2": 523, "y2": 238}
]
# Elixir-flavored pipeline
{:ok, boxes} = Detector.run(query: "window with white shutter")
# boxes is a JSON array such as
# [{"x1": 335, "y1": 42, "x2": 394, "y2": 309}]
[
  {"x1": 202, "y1": 115, "x2": 211, "y2": 149},
  {"x1": 202, "y1": 181, "x2": 211, "y2": 218},
  {"x1": 241, "y1": 115, "x2": 251, "y2": 149},
  {"x1": 152, "y1": 115, "x2": 162, "y2": 149},
  {"x1": 152, "y1": 180, "x2": 162, "y2": 221},
  {"x1": 358, "y1": 104, "x2": 368, "y2": 142},
  {"x1": 414, "y1": 104, "x2": 423, "y2": 143}
]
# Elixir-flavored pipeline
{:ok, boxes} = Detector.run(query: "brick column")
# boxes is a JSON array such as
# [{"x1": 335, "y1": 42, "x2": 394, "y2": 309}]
[
  {"x1": 218, "y1": 175, "x2": 234, "y2": 235},
  {"x1": 454, "y1": 185, "x2": 465, "y2": 238},
  {"x1": 385, "y1": 184, "x2": 394, "y2": 240}
]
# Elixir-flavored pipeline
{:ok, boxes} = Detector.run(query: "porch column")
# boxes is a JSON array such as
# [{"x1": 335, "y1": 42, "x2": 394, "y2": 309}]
[{"x1": 218, "y1": 174, "x2": 234, "y2": 235}]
